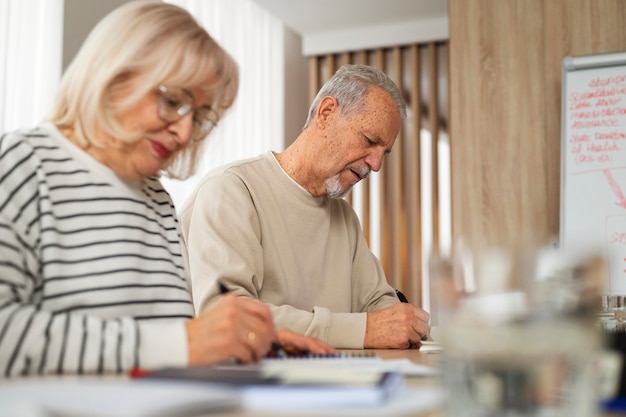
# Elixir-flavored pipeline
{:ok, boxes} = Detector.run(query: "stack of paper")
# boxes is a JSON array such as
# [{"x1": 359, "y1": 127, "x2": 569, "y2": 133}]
[
  {"x1": 262, "y1": 355, "x2": 439, "y2": 377},
  {"x1": 0, "y1": 379, "x2": 239, "y2": 417},
  {"x1": 420, "y1": 340, "x2": 444, "y2": 353},
  {"x1": 140, "y1": 362, "x2": 404, "y2": 410}
]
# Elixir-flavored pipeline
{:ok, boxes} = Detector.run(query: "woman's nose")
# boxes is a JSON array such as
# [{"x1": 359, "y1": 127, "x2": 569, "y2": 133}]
[{"x1": 167, "y1": 112, "x2": 194, "y2": 145}]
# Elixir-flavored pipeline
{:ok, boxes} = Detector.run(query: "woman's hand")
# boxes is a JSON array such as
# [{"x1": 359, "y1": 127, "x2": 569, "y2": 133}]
[
  {"x1": 186, "y1": 294, "x2": 276, "y2": 365},
  {"x1": 276, "y1": 328, "x2": 336, "y2": 355}
]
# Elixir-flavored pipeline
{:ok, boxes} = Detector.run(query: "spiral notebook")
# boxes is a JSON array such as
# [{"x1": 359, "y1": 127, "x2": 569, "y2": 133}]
[
  {"x1": 261, "y1": 351, "x2": 439, "y2": 377},
  {"x1": 263, "y1": 351, "x2": 379, "y2": 364},
  {"x1": 133, "y1": 357, "x2": 404, "y2": 410},
  {"x1": 134, "y1": 352, "x2": 388, "y2": 386}
]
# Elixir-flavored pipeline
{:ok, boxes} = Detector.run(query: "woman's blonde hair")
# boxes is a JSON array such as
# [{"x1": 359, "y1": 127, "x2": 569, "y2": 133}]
[{"x1": 50, "y1": 0, "x2": 238, "y2": 179}]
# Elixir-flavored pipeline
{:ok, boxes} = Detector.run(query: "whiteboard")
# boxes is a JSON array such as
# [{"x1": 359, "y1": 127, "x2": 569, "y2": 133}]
[{"x1": 560, "y1": 51, "x2": 626, "y2": 294}]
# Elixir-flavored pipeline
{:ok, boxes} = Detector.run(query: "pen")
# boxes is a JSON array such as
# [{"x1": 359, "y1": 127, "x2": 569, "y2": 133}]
[
  {"x1": 217, "y1": 279, "x2": 230, "y2": 295},
  {"x1": 216, "y1": 280, "x2": 288, "y2": 358},
  {"x1": 395, "y1": 288, "x2": 428, "y2": 342},
  {"x1": 395, "y1": 288, "x2": 408, "y2": 303},
  {"x1": 129, "y1": 367, "x2": 151, "y2": 378}
]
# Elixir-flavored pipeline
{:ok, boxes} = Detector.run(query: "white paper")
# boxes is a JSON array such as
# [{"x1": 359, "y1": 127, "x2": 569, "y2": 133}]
[
  {"x1": 419, "y1": 341, "x2": 445, "y2": 353},
  {"x1": 262, "y1": 356, "x2": 439, "y2": 377},
  {"x1": 0, "y1": 379, "x2": 240, "y2": 417},
  {"x1": 242, "y1": 386, "x2": 444, "y2": 416}
]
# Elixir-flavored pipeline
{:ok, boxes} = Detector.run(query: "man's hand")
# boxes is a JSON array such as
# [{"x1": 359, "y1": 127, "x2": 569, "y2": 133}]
[
  {"x1": 186, "y1": 294, "x2": 276, "y2": 365},
  {"x1": 276, "y1": 328, "x2": 336, "y2": 355},
  {"x1": 364, "y1": 303, "x2": 430, "y2": 349}
]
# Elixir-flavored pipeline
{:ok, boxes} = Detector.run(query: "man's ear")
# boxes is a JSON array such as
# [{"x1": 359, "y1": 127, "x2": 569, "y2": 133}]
[{"x1": 316, "y1": 96, "x2": 337, "y2": 128}]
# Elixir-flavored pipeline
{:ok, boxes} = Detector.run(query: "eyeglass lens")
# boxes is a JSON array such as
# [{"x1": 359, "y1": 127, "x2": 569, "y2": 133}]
[{"x1": 157, "y1": 85, "x2": 219, "y2": 141}]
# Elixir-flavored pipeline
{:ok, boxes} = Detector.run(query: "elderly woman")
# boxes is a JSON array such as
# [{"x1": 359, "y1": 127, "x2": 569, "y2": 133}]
[{"x1": 0, "y1": 0, "x2": 330, "y2": 377}]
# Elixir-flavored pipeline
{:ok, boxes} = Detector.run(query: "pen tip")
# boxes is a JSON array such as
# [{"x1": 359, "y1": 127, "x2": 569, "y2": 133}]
[
  {"x1": 271, "y1": 342, "x2": 288, "y2": 358},
  {"x1": 217, "y1": 280, "x2": 230, "y2": 295}
]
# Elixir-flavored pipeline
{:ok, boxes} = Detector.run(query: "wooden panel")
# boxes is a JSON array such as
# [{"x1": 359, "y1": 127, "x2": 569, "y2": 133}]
[
  {"x1": 407, "y1": 44, "x2": 423, "y2": 305},
  {"x1": 449, "y1": 1, "x2": 478, "y2": 247},
  {"x1": 391, "y1": 47, "x2": 405, "y2": 291},
  {"x1": 450, "y1": 0, "x2": 549, "y2": 248},
  {"x1": 428, "y1": 43, "x2": 440, "y2": 250},
  {"x1": 340, "y1": 53, "x2": 354, "y2": 207},
  {"x1": 450, "y1": 0, "x2": 626, "y2": 249},
  {"x1": 308, "y1": 57, "x2": 319, "y2": 104},
  {"x1": 325, "y1": 54, "x2": 337, "y2": 80},
  {"x1": 371, "y1": 49, "x2": 392, "y2": 282},
  {"x1": 356, "y1": 51, "x2": 371, "y2": 244},
  {"x1": 340, "y1": 52, "x2": 352, "y2": 66}
]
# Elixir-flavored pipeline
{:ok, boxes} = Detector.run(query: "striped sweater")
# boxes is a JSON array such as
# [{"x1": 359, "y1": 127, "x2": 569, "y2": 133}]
[{"x1": 0, "y1": 123, "x2": 193, "y2": 377}]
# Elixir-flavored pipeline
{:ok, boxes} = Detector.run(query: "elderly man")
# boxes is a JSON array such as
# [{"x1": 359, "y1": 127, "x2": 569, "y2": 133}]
[{"x1": 180, "y1": 64, "x2": 430, "y2": 349}]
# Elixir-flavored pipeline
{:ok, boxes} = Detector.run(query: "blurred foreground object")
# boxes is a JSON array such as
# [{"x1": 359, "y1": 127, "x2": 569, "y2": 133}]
[{"x1": 431, "y1": 242, "x2": 605, "y2": 417}]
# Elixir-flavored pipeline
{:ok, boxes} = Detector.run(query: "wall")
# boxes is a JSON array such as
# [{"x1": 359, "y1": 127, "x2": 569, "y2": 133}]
[
  {"x1": 62, "y1": 0, "x2": 306, "y2": 149},
  {"x1": 302, "y1": 16, "x2": 449, "y2": 56},
  {"x1": 282, "y1": 26, "x2": 309, "y2": 146},
  {"x1": 63, "y1": 0, "x2": 130, "y2": 70},
  {"x1": 449, "y1": 0, "x2": 626, "y2": 248}
]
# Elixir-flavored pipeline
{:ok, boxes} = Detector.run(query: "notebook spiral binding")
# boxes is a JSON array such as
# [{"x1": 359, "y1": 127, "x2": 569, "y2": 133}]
[{"x1": 264, "y1": 352, "x2": 378, "y2": 360}]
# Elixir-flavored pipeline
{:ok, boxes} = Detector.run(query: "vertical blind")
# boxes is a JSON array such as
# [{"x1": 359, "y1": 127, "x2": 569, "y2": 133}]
[
  {"x1": 163, "y1": 0, "x2": 285, "y2": 208},
  {"x1": 309, "y1": 42, "x2": 450, "y2": 309},
  {"x1": 0, "y1": 0, "x2": 63, "y2": 134}
]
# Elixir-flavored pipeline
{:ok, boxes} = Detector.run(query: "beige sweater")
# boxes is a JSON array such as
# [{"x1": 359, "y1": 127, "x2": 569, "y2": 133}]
[{"x1": 179, "y1": 151, "x2": 398, "y2": 348}]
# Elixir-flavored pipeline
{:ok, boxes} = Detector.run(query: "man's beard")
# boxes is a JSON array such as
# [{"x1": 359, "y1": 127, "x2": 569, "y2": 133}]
[
  {"x1": 325, "y1": 174, "x2": 346, "y2": 199},
  {"x1": 324, "y1": 166, "x2": 370, "y2": 199}
]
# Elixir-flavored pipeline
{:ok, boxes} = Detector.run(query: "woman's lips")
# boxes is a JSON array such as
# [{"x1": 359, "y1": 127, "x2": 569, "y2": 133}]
[{"x1": 151, "y1": 141, "x2": 172, "y2": 159}]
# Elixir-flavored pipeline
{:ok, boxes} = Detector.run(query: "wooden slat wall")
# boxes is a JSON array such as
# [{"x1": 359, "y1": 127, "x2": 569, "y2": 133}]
[
  {"x1": 450, "y1": 0, "x2": 626, "y2": 250},
  {"x1": 308, "y1": 42, "x2": 449, "y2": 307},
  {"x1": 408, "y1": 45, "x2": 423, "y2": 307}
]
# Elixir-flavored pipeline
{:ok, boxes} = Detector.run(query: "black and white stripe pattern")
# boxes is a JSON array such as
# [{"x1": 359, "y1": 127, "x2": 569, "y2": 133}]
[{"x1": 0, "y1": 124, "x2": 193, "y2": 376}]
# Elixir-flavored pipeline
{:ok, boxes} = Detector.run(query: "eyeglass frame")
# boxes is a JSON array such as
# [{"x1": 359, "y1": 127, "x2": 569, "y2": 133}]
[{"x1": 156, "y1": 85, "x2": 219, "y2": 142}]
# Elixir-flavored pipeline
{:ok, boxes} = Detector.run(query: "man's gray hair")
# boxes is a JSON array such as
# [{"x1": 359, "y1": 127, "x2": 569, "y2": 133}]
[{"x1": 303, "y1": 64, "x2": 407, "y2": 129}]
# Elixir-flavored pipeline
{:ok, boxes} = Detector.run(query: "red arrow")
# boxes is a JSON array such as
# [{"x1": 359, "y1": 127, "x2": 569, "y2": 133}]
[{"x1": 603, "y1": 169, "x2": 626, "y2": 210}]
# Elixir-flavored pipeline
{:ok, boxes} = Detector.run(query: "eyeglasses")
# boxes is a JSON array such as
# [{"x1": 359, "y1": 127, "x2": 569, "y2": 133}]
[{"x1": 157, "y1": 85, "x2": 219, "y2": 142}]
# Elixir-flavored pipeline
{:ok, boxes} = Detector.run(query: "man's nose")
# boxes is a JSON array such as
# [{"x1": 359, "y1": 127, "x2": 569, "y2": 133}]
[{"x1": 367, "y1": 151, "x2": 385, "y2": 172}]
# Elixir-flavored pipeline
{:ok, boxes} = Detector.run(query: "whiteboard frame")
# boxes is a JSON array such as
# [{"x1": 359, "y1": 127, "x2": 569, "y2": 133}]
[{"x1": 559, "y1": 51, "x2": 626, "y2": 245}]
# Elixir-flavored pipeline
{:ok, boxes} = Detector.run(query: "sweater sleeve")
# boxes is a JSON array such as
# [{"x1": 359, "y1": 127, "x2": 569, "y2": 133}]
[
  {"x1": 344, "y1": 206, "x2": 400, "y2": 313},
  {"x1": 270, "y1": 303, "x2": 368, "y2": 349},
  {"x1": 181, "y1": 174, "x2": 265, "y2": 313},
  {"x1": 0, "y1": 211, "x2": 188, "y2": 377},
  {"x1": 0, "y1": 133, "x2": 188, "y2": 377},
  {"x1": 181, "y1": 174, "x2": 374, "y2": 349}
]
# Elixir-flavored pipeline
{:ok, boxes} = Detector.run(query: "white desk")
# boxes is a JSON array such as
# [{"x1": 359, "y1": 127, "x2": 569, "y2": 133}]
[
  {"x1": 0, "y1": 349, "x2": 444, "y2": 417},
  {"x1": 220, "y1": 348, "x2": 444, "y2": 417}
]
